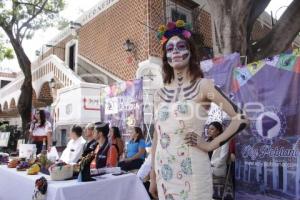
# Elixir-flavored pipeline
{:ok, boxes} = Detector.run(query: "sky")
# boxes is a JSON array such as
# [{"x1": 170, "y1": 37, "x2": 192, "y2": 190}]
[{"x1": 0, "y1": 0, "x2": 294, "y2": 72}]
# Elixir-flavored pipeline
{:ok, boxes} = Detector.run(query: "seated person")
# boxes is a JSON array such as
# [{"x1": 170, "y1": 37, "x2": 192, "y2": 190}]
[
  {"x1": 90, "y1": 122, "x2": 118, "y2": 169},
  {"x1": 107, "y1": 127, "x2": 125, "y2": 163},
  {"x1": 118, "y1": 127, "x2": 146, "y2": 171},
  {"x1": 60, "y1": 125, "x2": 86, "y2": 164},
  {"x1": 207, "y1": 121, "x2": 229, "y2": 177},
  {"x1": 81, "y1": 123, "x2": 97, "y2": 157}
]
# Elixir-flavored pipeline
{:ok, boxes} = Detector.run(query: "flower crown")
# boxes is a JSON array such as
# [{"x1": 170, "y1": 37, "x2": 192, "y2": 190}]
[{"x1": 157, "y1": 20, "x2": 192, "y2": 45}]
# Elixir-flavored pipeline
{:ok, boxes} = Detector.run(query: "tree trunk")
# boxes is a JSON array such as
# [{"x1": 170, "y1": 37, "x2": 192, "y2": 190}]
[
  {"x1": 249, "y1": 0, "x2": 300, "y2": 61},
  {"x1": 208, "y1": 0, "x2": 300, "y2": 63},
  {"x1": 208, "y1": 0, "x2": 252, "y2": 57},
  {"x1": 4, "y1": 28, "x2": 32, "y2": 140}
]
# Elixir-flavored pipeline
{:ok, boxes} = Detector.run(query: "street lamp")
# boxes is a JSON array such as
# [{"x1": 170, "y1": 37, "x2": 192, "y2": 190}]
[
  {"x1": 70, "y1": 21, "x2": 82, "y2": 29},
  {"x1": 123, "y1": 39, "x2": 135, "y2": 52},
  {"x1": 70, "y1": 21, "x2": 82, "y2": 37}
]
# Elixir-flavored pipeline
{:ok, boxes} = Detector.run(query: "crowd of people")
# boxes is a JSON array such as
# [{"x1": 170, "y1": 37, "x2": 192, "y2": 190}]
[
  {"x1": 28, "y1": 111, "x2": 149, "y2": 171},
  {"x1": 28, "y1": 108, "x2": 236, "y2": 199}
]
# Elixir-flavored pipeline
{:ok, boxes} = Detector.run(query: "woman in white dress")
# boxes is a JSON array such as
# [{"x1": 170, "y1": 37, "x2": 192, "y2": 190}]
[
  {"x1": 29, "y1": 109, "x2": 52, "y2": 154},
  {"x1": 149, "y1": 20, "x2": 248, "y2": 200}
]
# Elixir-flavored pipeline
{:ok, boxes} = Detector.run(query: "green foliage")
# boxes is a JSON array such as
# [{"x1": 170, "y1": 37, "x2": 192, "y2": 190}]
[
  {"x1": 0, "y1": 0, "x2": 65, "y2": 44},
  {"x1": 0, "y1": 33, "x2": 14, "y2": 61},
  {"x1": 57, "y1": 18, "x2": 69, "y2": 30}
]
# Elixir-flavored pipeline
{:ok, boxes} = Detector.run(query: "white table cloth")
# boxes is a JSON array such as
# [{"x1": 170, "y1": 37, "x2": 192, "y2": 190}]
[{"x1": 0, "y1": 165, "x2": 150, "y2": 200}]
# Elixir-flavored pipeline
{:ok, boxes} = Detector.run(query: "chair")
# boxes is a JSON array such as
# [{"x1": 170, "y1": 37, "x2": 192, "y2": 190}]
[{"x1": 212, "y1": 159, "x2": 234, "y2": 200}]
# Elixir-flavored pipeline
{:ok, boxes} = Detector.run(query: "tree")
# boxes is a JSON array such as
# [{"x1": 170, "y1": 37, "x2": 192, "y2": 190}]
[
  {"x1": 0, "y1": 0, "x2": 65, "y2": 138},
  {"x1": 207, "y1": 0, "x2": 300, "y2": 62}
]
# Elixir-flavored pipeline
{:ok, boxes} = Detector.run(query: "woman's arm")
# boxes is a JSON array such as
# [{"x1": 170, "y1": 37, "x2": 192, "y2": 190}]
[
  {"x1": 126, "y1": 145, "x2": 146, "y2": 161},
  {"x1": 186, "y1": 79, "x2": 249, "y2": 152}
]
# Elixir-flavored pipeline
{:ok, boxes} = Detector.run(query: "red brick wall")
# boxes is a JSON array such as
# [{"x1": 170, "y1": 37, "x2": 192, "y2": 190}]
[
  {"x1": 40, "y1": 0, "x2": 275, "y2": 81},
  {"x1": 37, "y1": 82, "x2": 53, "y2": 106},
  {"x1": 148, "y1": 0, "x2": 165, "y2": 58},
  {"x1": 78, "y1": 0, "x2": 149, "y2": 81},
  {"x1": 43, "y1": 36, "x2": 73, "y2": 61}
]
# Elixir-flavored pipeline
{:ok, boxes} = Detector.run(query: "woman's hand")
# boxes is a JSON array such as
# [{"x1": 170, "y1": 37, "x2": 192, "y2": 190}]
[
  {"x1": 184, "y1": 132, "x2": 211, "y2": 152},
  {"x1": 149, "y1": 170, "x2": 158, "y2": 199},
  {"x1": 230, "y1": 153, "x2": 236, "y2": 162}
]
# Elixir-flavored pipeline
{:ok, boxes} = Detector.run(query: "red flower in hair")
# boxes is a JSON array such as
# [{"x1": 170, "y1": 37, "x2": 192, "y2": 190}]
[{"x1": 166, "y1": 22, "x2": 176, "y2": 30}]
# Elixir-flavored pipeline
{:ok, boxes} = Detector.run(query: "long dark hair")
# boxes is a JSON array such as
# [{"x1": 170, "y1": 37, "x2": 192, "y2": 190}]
[
  {"x1": 95, "y1": 122, "x2": 109, "y2": 138},
  {"x1": 133, "y1": 127, "x2": 144, "y2": 142},
  {"x1": 208, "y1": 121, "x2": 223, "y2": 134},
  {"x1": 34, "y1": 109, "x2": 46, "y2": 127},
  {"x1": 162, "y1": 35, "x2": 204, "y2": 84},
  {"x1": 111, "y1": 127, "x2": 122, "y2": 139}
]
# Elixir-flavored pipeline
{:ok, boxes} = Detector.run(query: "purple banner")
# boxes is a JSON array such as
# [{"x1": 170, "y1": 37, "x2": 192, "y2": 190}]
[
  {"x1": 202, "y1": 49, "x2": 300, "y2": 200},
  {"x1": 99, "y1": 79, "x2": 143, "y2": 141}
]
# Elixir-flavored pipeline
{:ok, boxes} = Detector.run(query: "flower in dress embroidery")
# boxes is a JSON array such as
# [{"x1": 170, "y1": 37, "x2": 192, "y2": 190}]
[
  {"x1": 161, "y1": 164, "x2": 173, "y2": 181},
  {"x1": 177, "y1": 103, "x2": 188, "y2": 114},
  {"x1": 181, "y1": 158, "x2": 192, "y2": 175},
  {"x1": 180, "y1": 190, "x2": 188, "y2": 200},
  {"x1": 165, "y1": 194, "x2": 175, "y2": 200},
  {"x1": 160, "y1": 132, "x2": 170, "y2": 149},
  {"x1": 177, "y1": 144, "x2": 188, "y2": 156},
  {"x1": 158, "y1": 106, "x2": 169, "y2": 121},
  {"x1": 175, "y1": 128, "x2": 184, "y2": 135},
  {"x1": 167, "y1": 155, "x2": 176, "y2": 164}
]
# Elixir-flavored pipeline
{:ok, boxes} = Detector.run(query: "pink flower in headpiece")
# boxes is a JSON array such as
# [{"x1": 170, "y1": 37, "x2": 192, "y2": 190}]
[
  {"x1": 161, "y1": 36, "x2": 168, "y2": 44},
  {"x1": 167, "y1": 22, "x2": 176, "y2": 30},
  {"x1": 182, "y1": 30, "x2": 192, "y2": 39}
]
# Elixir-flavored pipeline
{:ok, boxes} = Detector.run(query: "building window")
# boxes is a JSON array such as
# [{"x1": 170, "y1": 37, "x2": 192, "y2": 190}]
[
  {"x1": 166, "y1": 0, "x2": 192, "y2": 26},
  {"x1": 171, "y1": 9, "x2": 187, "y2": 22},
  {"x1": 65, "y1": 39, "x2": 78, "y2": 73}
]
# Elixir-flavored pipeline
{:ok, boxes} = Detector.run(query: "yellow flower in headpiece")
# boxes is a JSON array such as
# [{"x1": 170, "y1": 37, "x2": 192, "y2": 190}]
[
  {"x1": 176, "y1": 20, "x2": 185, "y2": 28},
  {"x1": 158, "y1": 25, "x2": 167, "y2": 33}
]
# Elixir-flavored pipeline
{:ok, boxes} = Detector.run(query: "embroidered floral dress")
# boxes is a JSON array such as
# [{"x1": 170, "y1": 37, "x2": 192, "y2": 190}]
[{"x1": 155, "y1": 82, "x2": 213, "y2": 200}]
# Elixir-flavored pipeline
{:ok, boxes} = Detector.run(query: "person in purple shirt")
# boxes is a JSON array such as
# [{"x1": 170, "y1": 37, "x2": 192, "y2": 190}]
[{"x1": 118, "y1": 127, "x2": 146, "y2": 171}]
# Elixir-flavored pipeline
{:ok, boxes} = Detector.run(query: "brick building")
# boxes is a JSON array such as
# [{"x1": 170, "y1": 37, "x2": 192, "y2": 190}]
[
  {"x1": 1, "y1": 0, "x2": 300, "y2": 145},
  {"x1": 44, "y1": 0, "x2": 299, "y2": 82}
]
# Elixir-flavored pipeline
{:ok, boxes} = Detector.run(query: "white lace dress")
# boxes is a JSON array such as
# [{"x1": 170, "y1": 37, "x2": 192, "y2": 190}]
[{"x1": 155, "y1": 98, "x2": 213, "y2": 200}]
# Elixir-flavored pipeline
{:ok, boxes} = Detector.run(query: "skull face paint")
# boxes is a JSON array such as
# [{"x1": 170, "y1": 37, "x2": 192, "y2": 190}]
[{"x1": 166, "y1": 36, "x2": 190, "y2": 69}]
